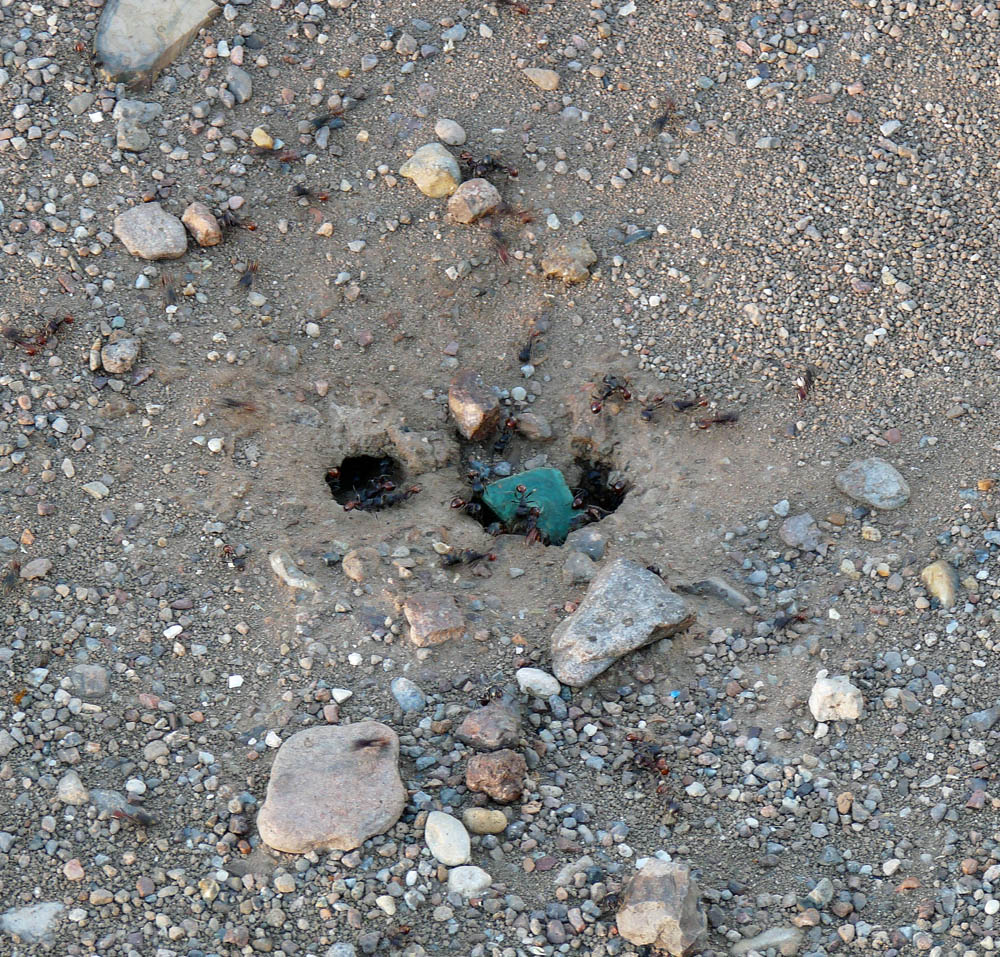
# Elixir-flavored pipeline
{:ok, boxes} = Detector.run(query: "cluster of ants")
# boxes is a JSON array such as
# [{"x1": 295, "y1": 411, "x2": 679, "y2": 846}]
[
  {"x1": 1, "y1": 314, "x2": 72, "y2": 357},
  {"x1": 589, "y1": 374, "x2": 739, "y2": 429},
  {"x1": 326, "y1": 456, "x2": 421, "y2": 513}
]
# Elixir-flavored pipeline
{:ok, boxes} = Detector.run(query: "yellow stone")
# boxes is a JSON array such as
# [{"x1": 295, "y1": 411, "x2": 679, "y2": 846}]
[
  {"x1": 920, "y1": 559, "x2": 958, "y2": 608},
  {"x1": 251, "y1": 127, "x2": 273, "y2": 149}
]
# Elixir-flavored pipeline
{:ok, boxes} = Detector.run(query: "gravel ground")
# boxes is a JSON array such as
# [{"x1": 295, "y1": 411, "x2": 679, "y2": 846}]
[{"x1": 4, "y1": 1, "x2": 1000, "y2": 956}]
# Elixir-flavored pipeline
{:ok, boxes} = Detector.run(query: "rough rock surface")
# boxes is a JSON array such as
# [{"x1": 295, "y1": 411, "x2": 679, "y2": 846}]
[
  {"x1": 403, "y1": 592, "x2": 464, "y2": 646},
  {"x1": 809, "y1": 674, "x2": 864, "y2": 722},
  {"x1": 448, "y1": 370, "x2": 500, "y2": 440},
  {"x1": 551, "y1": 559, "x2": 694, "y2": 686},
  {"x1": 95, "y1": 0, "x2": 219, "y2": 89},
  {"x1": 466, "y1": 749, "x2": 526, "y2": 803},
  {"x1": 101, "y1": 337, "x2": 140, "y2": 374},
  {"x1": 456, "y1": 701, "x2": 521, "y2": 750},
  {"x1": 835, "y1": 458, "x2": 910, "y2": 509},
  {"x1": 541, "y1": 237, "x2": 597, "y2": 282},
  {"x1": 257, "y1": 723, "x2": 406, "y2": 853},
  {"x1": 731, "y1": 926, "x2": 804, "y2": 955},
  {"x1": 779, "y1": 513, "x2": 821, "y2": 551},
  {"x1": 182, "y1": 202, "x2": 222, "y2": 246},
  {"x1": 399, "y1": 143, "x2": 460, "y2": 197},
  {"x1": 447, "y1": 178, "x2": 502, "y2": 224},
  {"x1": 0, "y1": 902, "x2": 65, "y2": 943},
  {"x1": 448, "y1": 866, "x2": 493, "y2": 897},
  {"x1": 113, "y1": 203, "x2": 187, "y2": 260},
  {"x1": 617, "y1": 860, "x2": 706, "y2": 956}
]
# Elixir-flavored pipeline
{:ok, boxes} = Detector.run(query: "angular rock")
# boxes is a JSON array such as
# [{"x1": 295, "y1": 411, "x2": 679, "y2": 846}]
[
  {"x1": 563, "y1": 551, "x2": 596, "y2": 585},
  {"x1": 325, "y1": 946, "x2": 356, "y2": 957},
  {"x1": 101, "y1": 337, "x2": 141, "y2": 374},
  {"x1": 617, "y1": 860, "x2": 706, "y2": 956},
  {"x1": 113, "y1": 203, "x2": 187, "y2": 260},
  {"x1": 96, "y1": 0, "x2": 220, "y2": 89},
  {"x1": 523, "y1": 67, "x2": 560, "y2": 91},
  {"x1": 424, "y1": 811, "x2": 470, "y2": 865},
  {"x1": 251, "y1": 127, "x2": 274, "y2": 149},
  {"x1": 19, "y1": 558, "x2": 52, "y2": 580},
  {"x1": 779, "y1": 513, "x2": 821, "y2": 551},
  {"x1": 69, "y1": 663, "x2": 109, "y2": 698},
  {"x1": 456, "y1": 701, "x2": 520, "y2": 750},
  {"x1": 0, "y1": 902, "x2": 65, "y2": 943},
  {"x1": 56, "y1": 770, "x2": 90, "y2": 805},
  {"x1": 447, "y1": 178, "x2": 502, "y2": 224},
  {"x1": 675, "y1": 577, "x2": 750, "y2": 610},
  {"x1": 564, "y1": 526, "x2": 607, "y2": 560},
  {"x1": 226, "y1": 64, "x2": 253, "y2": 103},
  {"x1": 399, "y1": 143, "x2": 461, "y2": 197},
  {"x1": 0, "y1": 730, "x2": 16, "y2": 757},
  {"x1": 403, "y1": 592, "x2": 464, "y2": 646},
  {"x1": 448, "y1": 370, "x2": 501, "y2": 440},
  {"x1": 551, "y1": 559, "x2": 694, "y2": 687},
  {"x1": 466, "y1": 749, "x2": 526, "y2": 803},
  {"x1": 182, "y1": 202, "x2": 222, "y2": 247},
  {"x1": 921, "y1": 559, "x2": 958, "y2": 608},
  {"x1": 462, "y1": 807, "x2": 508, "y2": 835},
  {"x1": 117, "y1": 121, "x2": 150, "y2": 151},
  {"x1": 835, "y1": 457, "x2": 910, "y2": 509},
  {"x1": 516, "y1": 411, "x2": 553, "y2": 441},
  {"x1": 257, "y1": 723, "x2": 406, "y2": 853},
  {"x1": 448, "y1": 865, "x2": 493, "y2": 897},
  {"x1": 731, "y1": 926, "x2": 804, "y2": 956},
  {"x1": 542, "y1": 237, "x2": 597, "y2": 282},
  {"x1": 269, "y1": 550, "x2": 320, "y2": 593},
  {"x1": 808, "y1": 674, "x2": 864, "y2": 722},
  {"x1": 516, "y1": 667, "x2": 561, "y2": 699},
  {"x1": 342, "y1": 547, "x2": 381, "y2": 582}
]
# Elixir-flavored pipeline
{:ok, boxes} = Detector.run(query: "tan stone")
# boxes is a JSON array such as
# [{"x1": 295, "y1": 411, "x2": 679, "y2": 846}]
[
  {"x1": 182, "y1": 202, "x2": 222, "y2": 247},
  {"x1": 403, "y1": 592, "x2": 464, "y2": 646},
  {"x1": 448, "y1": 370, "x2": 500, "y2": 441}
]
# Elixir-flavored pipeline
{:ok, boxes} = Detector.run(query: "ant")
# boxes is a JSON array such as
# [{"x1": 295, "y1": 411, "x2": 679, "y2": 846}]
[
  {"x1": 651, "y1": 98, "x2": 680, "y2": 135},
  {"x1": 2, "y1": 560, "x2": 21, "y2": 594},
  {"x1": 795, "y1": 366, "x2": 816, "y2": 400},
  {"x1": 352, "y1": 736, "x2": 391, "y2": 751},
  {"x1": 518, "y1": 329, "x2": 542, "y2": 363},
  {"x1": 238, "y1": 262, "x2": 259, "y2": 289},
  {"x1": 696, "y1": 411, "x2": 739, "y2": 429},
  {"x1": 160, "y1": 273, "x2": 177, "y2": 307},
  {"x1": 32, "y1": 314, "x2": 72, "y2": 350},
  {"x1": 219, "y1": 210, "x2": 256, "y2": 231},
  {"x1": 344, "y1": 485, "x2": 420, "y2": 511},
  {"x1": 310, "y1": 112, "x2": 345, "y2": 131},
  {"x1": 2, "y1": 325, "x2": 38, "y2": 355},
  {"x1": 591, "y1": 375, "x2": 632, "y2": 414},
  {"x1": 219, "y1": 397, "x2": 259, "y2": 413},
  {"x1": 496, "y1": 0, "x2": 530, "y2": 13},
  {"x1": 625, "y1": 733, "x2": 670, "y2": 776},
  {"x1": 451, "y1": 496, "x2": 484, "y2": 518},
  {"x1": 111, "y1": 807, "x2": 156, "y2": 828},
  {"x1": 459, "y1": 151, "x2": 519, "y2": 180},
  {"x1": 493, "y1": 416, "x2": 519, "y2": 456},
  {"x1": 441, "y1": 549, "x2": 496, "y2": 567},
  {"x1": 490, "y1": 227, "x2": 510, "y2": 266},
  {"x1": 291, "y1": 184, "x2": 329, "y2": 201},
  {"x1": 772, "y1": 610, "x2": 809, "y2": 631},
  {"x1": 496, "y1": 202, "x2": 535, "y2": 224}
]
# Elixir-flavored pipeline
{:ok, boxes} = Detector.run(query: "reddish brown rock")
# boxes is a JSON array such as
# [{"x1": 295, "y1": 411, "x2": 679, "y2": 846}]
[
  {"x1": 447, "y1": 178, "x2": 502, "y2": 224},
  {"x1": 448, "y1": 370, "x2": 500, "y2": 441},
  {"x1": 456, "y1": 702, "x2": 520, "y2": 751},
  {"x1": 182, "y1": 201, "x2": 222, "y2": 246},
  {"x1": 403, "y1": 592, "x2": 465, "y2": 646},
  {"x1": 466, "y1": 749, "x2": 526, "y2": 803}
]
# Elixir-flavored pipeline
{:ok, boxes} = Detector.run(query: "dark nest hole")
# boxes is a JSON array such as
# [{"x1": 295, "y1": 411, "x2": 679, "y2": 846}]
[
  {"x1": 325, "y1": 453, "x2": 407, "y2": 511},
  {"x1": 452, "y1": 456, "x2": 630, "y2": 544}
]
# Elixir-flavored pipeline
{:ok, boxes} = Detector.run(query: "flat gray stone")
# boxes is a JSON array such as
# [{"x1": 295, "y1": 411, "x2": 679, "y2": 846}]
[
  {"x1": 95, "y1": 0, "x2": 220, "y2": 90},
  {"x1": 257, "y1": 723, "x2": 406, "y2": 853},
  {"x1": 835, "y1": 457, "x2": 910, "y2": 509},
  {"x1": 69, "y1": 663, "x2": 109, "y2": 699},
  {"x1": 731, "y1": 926, "x2": 804, "y2": 955},
  {"x1": 113, "y1": 203, "x2": 187, "y2": 260},
  {"x1": 551, "y1": 559, "x2": 694, "y2": 687},
  {"x1": 1, "y1": 902, "x2": 65, "y2": 943}
]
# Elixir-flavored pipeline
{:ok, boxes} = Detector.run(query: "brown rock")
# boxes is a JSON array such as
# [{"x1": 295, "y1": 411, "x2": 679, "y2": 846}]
[
  {"x1": 342, "y1": 547, "x2": 381, "y2": 582},
  {"x1": 456, "y1": 702, "x2": 520, "y2": 750},
  {"x1": 447, "y1": 178, "x2": 502, "y2": 224},
  {"x1": 541, "y1": 237, "x2": 597, "y2": 283},
  {"x1": 466, "y1": 749, "x2": 526, "y2": 803},
  {"x1": 617, "y1": 860, "x2": 706, "y2": 956},
  {"x1": 448, "y1": 370, "x2": 500, "y2": 441},
  {"x1": 836, "y1": 791, "x2": 853, "y2": 814},
  {"x1": 404, "y1": 592, "x2": 464, "y2": 646},
  {"x1": 386, "y1": 425, "x2": 456, "y2": 472},
  {"x1": 257, "y1": 722, "x2": 406, "y2": 853},
  {"x1": 182, "y1": 201, "x2": 222, "y2": 246}
]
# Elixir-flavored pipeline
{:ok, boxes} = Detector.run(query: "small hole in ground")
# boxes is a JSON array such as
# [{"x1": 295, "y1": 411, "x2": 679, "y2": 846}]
[
  {"x1": 325, "y1": 453, "x2": 407, "y2": 510},
  {"x1": 573, "y1": 457, "x2": 630, "y2": 519}
]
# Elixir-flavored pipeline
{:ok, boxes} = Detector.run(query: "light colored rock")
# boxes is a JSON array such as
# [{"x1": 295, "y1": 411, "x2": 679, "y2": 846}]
[
  {"x1": 342, "y1": 547, "x2": 380, "y2": 582},
  {"x1": 835, "y1": 457, "x2": 910, "y2": 509},
  {"x1": 69, "y1": 663, "x2": 109, "y2": 698},
  {"x1": 541, "y1": 236, "x2": 597, "y2": 283},
  {"x1": 0, "y1": 902, "x2": 65, "y2": 943},
  {"x1": 448, "y1": 865, "x2": 493, "y2": 897},
  {"x1": 779, "y1": 513, "x2": 820, "y2": 551},
  {"x1": 809, "y1": 673, "x2": 864, "y2": 722},
  {"x1": 269, "y1": 550, "x2": 320, "y2": 592},
  {"x1": 113, "y1": 203, "x2": 187, "y2": 260},
  {"x1": 251, "y1": 127, "x2": 274, "y2": 149},
  {"x1": 403, "y1": 592, "x2": 464, "y2": 646},
  {"x1": 0, "y1": 730, "x2": 18, "y2": 757},
  {"x1": 551, "y1": 559, "x2": 694, "y2": 686},
  {"x1": 424, "y1": 811, "x2": 470, "y2": 866},
  {"x1": 257, "y1": 723, "x2": 406, "y2": 853},
  {"x1": 447, "y1": 178, "x2": 502, "y2": 224},
  {"x1": 325, "y1": 946, "x2": 356, "y2": 957},
  {"x1": 19, "y1": 558, "x2": 52, "y2": 580},
  {"x1": 462, "y1": 807, "x2": 508, "y2": 835},
  {"x1": 399, "y1": 143, "x2": 461, "y2": 197},
  {"x1": 921, "y1": 559, "x2": 958, "y2": 608},
  {"x1": 57, "y1": 770, "x2": 90, "y2": 805},
  {"x1": 435, "y1": 118, "x2": 467, "y2": 145},
  {"x1": 182, "y1": 202, "x2": 222, "y2": 246},
  {"x1": 617, "y1": 860, "x2": 706, "y2": 956},
  {"x1": 523, "y1": 67, "x2": 560, "y2": 90},
  {"x1": 448, "y1": 370, "x2": 501, "y2": 440},
  {"x1": 95, "y1": 0, "x2": 219, "y2": 89},
  {"x1": 101, "y1": 337, "x2": 140, "y2": 374},
  {"x1": 516, "y1": 667, "x2": 561, "y2": 699},
  {"x1": 731, "y1": 926, "x2": 804, "y2": 956}
]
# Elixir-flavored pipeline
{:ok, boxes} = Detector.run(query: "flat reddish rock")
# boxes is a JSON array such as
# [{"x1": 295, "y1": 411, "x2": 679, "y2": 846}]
[{"x1": 257, "y1": 722, "x2": 405, "y2": 853}]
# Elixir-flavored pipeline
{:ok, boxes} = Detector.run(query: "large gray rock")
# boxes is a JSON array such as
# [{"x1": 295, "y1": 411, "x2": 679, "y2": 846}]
[
  {"x1": 95, "y1": 0, "x2": 220, "y2": 89},
  {"x1": 1, "y1": 902, "x2": 65, "y2": 943},
  {"x1": 257, "y1": 723, "x2": 406, "y2": 853},
  {"x1": 617, "y1": 860, "x2": 706, "y2": 956},
  {"x1": 835, "y1": 457, "x2": 910, "y2": 509},
  {"x1": 113, "y1": 203, "x2": 187, "y2": 260},
  {"x1": 731, "y1": 926, "x2": 804, "y2": 956},
  {"x1": 551, "y1": 559, "x2": 694, "y2": 686}
]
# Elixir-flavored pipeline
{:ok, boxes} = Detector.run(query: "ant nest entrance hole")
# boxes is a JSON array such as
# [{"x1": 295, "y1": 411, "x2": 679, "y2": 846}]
[
  {"x1": 325, "y1": 453, "x2": 404, "y2": 508},
  {"x1": 573, "y1": 457, "x2": 630, "y2": 520}
]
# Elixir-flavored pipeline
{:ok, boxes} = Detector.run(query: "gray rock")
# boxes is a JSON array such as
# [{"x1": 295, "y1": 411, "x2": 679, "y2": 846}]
[
  {"x1": 563, "y1": 551, "x2": 596, "y2": 584},
  {"x1": 269, "y1": 550, "x2": 320, "y2": 593},
  {"x1": 56, "y1": 770, "x2": 90, "y2": 805},
  {"x1": 963, "y1": 707, "x2": 1000, "y2": 734},
  {"x1": 399, "y1": 143, "x2": 460, "y2": 197},
  {"x1": 113, "y1": 203, "x2": 187, "y2": 260},
  {"x1": 617, "y1": 860, "x2": 706, "y2": 956},
  {"x1": 19, "y1": 558, "x2": 52, "y2": 580},
  {"x1": 448, "y1": 865, "x2": 492, "y2": 897},
  {"x1": 96, "y1": 0, "x2": 220, "y2": 89},
  {"x1": 779, "y1": 513, "x2": 821, "y2": 550},
  {"x1": 257, "y1": 723, "x2": 406, "y2": 853},
  {"x1": 112, "y1": 98, "x2": 163, "y2": 124},
  {"x1": 116, "y1": 121, "x2": 150, "y2": 151},
  {"x1": 226, "y1": 64, "x2": 253, "y2": 103},
  {"x1": 69, "y1": 663, "x2": 109, "y2": 698},
  {"x1": 675, "y1": 577, "x2": 751, "y2": 610},
  {"x1": 0, "y1": 730, "x2": 17, "y2": 757},
  {"x1": 541, "y1": 236, "x2": 597, "y2": 283},
  {"x1": 424, "y1": 811, "x2": 470, "y2": 865},
  {"x1": 68, "y1": 92, "x2": 96, "y2": 115},
  {"x1": 564, "y1": 526, "x2": 607, "y2": 560},
  {"x1": 325, "y1": 946, "x2": 357, "y2": 957},
  {"x1": 435, "y1": 117, "x2": 466, "y2": 145},
  {"x1": 447, "y1": 178, "x2": 502, "y2": 224},
  {"x1": 731, "y1": 926, "x2": 804, "y2": 955},
  {"x1": 551, "y1": 559, "x2": 694, "y2": 687},
  {"x1": 101, "y1": 337, "x2": 140, "y2": 374},
  {"x1": 516, "y1": 667, "x2": 561, "y2": 699},
  {"x1": 0, "y1": 902, "x2": 65, "y2": 943},
  {"x1": 835, "y1": 457, "x2": 910, "y2": 509},
  {"x1": 390, "y1": 676, "x2": 426, "y2": 713}
]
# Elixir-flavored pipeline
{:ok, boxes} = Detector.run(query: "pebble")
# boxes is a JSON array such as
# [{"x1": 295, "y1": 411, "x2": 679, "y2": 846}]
[
  {"x1": 399, "y1": 143, "x2": 461, "y2": 198},
  {"x1": 113, "y1": 203, "x2": 187, "y2": 260},
  {"x1": 809, "y1": 673, "x2": 864, "y2": 722},
  {"x1": 835, "y1": 458, "x2": 910, "y2": 509},
  {"x1": 448, "y1": 866, "x2": 493, "y2": 897},
  {"x1": 269, "y1": 549, "x2": 320, "y2": 592},
  {"x1": 449, "y1": 370, "x2": 501, "y2": 440},
  {"x1": 516, "y1": 667, "x2": 561, "y2": 699},
  {"x1": 56, "y1": 770, "x2": 90, "y2": 805},
  {"x1": 390, "y1": 676, "x2": 426, "y2": 712},
  {"x1": 182, "y1": 202, "x2": 222, "y2": 246},
  {"x1": 101, "y1": 337, "x2": 140, "y2": 374},
  {"x1": 617, "y1": 860, "x2": 706, "y2": 955},
  {"x1": 523, "y1": 67, "x2": 560, "y2": 91},
  {"x1": 403, "y1": 592, "x2": 465, "y2": 645},
  {"x1": 447, "y1": 178, "x2": 502, "y2": 224},
  {"x1": 466, "y1": 749, "x2": 526, "y2": 803},
  {"x1": 462, "y1": 807, "x2": 508, "y2": 835},
  {"x1": 424, "y1": 811, "x2": 470, "y2": 866},
  {"x1": 541, "y1": 236, "x2": 597, "y2": 283},
  {"x1": 435, "y1": 118, "x2": 467, "y2": 145},
  {"x1": 921, "y1": 559, "x2": 958, "y2": 608}
]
